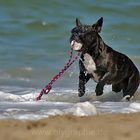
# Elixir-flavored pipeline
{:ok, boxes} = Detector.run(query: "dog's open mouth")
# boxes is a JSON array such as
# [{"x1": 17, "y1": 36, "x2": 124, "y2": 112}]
[{"x1": 70, "y1": 40, "x2": 82, "y2": 51}]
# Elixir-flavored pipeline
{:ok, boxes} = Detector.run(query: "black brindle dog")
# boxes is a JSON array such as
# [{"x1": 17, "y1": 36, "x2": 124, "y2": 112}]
[{"x1": 70, "y1": 17, "x2": 140, "y2": 101}]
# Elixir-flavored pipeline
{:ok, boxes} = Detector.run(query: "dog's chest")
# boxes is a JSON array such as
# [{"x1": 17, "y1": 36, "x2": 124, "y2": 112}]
[
  {"x1": 83, "y1": 53, "x2": 96, "y2": 72},
  {"x1": 83, "y1": 53, "x2": 99, "y2": 82}
]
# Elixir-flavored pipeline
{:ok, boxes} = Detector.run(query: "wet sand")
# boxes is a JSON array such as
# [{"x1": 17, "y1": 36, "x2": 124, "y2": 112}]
[{"x1": 0, "y1": 112, "x2": 140, "y2": 140}]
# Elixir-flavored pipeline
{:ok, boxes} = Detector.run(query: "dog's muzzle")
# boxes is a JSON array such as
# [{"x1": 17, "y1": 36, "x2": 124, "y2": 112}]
[{"x1": 70, "y1": 40, "x2": 82, "y2": 51}]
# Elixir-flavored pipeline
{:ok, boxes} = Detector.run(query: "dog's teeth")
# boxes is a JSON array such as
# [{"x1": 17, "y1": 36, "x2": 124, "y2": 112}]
[
  {"x1": 70, "y1": 40, "x2": 82, "y2": 50},
  {"x1": 71, "y1": 40, "x2": 75, "y2": 46}
]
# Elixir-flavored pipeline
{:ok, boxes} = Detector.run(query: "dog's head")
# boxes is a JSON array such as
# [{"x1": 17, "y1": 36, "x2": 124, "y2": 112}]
[{"x1": 70, "y1": 17, "x2": 103, "y2": 51}]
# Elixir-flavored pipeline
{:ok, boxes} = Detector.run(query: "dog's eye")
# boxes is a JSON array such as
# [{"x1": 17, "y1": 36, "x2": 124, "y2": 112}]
[
  {"x1": 79, "y1": 33, "x2": 84, "y2": 40},
  {"x1": 71, "y1": 28, "x2": 77, "y2": 33},
  {"x1": 72, "y1": 30, "x2": 78, "y2": 34},
  {"x1": 71, "y1": 30, "x2": 81, "y2": 37}
]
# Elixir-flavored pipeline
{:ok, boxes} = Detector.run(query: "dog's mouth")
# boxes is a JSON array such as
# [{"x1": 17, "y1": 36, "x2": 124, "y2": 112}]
[{"x1": 70, "y1": 40, "x2": 82, "y2": 51}]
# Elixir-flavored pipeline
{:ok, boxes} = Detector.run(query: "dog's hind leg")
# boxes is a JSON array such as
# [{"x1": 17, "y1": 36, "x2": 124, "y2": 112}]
[
  {"x1": 95, "y1": 72, "x2": 110, "y2": 96},
  {"x1": 122, "y1": 71, "x2": 140, "y2": 101}
]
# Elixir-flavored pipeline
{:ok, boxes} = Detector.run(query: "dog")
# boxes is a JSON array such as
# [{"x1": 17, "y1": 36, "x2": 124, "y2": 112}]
[{"x1": 70, "y1": 17, "x2": 140, "y2": 101}]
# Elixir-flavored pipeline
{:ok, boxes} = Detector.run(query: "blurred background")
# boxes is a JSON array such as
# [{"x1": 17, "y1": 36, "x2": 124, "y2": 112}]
[{"x1": 0, "y1": 0, "x2": 139, "y2": 90}]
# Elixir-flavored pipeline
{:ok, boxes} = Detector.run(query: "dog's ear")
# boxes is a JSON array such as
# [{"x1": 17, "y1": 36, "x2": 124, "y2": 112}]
[
  {"x1": 76, "y1": 18, "x2": 82, "y2": 26},
  {"x1": 92, "y1": 17, "x2": 103, "y2": 33}
]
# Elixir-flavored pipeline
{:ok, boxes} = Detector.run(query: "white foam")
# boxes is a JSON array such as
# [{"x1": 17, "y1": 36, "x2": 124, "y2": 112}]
[
  {"x1": 129, "y1": 102, "x2": 140, "y2": 110},
  {"x1": 47, "y1": 109, "x2": 64, "y2": 116},
  {"x1": 0, "y1": 86, "x2": 140, "y2": 120},
  {"x1": 66, "y1": 102, "x2": 97, "y2": 116},
  {"x1": 21, "y1": 93, "x2": 35, "y2": 101},
  {"x1": 0, "y1": 91, "x2": 21, "y2": 102}
]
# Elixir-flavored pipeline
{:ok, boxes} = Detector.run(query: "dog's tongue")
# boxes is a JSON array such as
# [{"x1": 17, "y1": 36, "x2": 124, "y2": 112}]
[{"x1": 70, "y1": 40, "x2": 82, "y2": 51}]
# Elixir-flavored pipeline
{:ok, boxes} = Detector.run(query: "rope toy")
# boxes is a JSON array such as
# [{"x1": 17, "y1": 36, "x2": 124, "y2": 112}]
[{"x1": 36, "y1": 49, "x2": 81, "y2": 100}]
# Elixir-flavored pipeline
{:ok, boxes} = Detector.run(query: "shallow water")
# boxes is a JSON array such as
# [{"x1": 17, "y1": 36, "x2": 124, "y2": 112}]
[
  {"x1": 0, "y1": 86, "x2": 140, "y2": 120},
  {"x1": 0, "y1": 0, "x2": 140, "y2": 119}
]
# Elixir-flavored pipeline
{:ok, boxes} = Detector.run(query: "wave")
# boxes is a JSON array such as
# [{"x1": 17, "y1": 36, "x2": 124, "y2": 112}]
[{"x1": 0, "y1": 86, "x2": 140, "y2": 120}]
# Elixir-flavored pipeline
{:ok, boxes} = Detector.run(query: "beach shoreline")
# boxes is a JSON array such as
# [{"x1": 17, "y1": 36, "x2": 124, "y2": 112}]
[{"x1": 0, "y1": 112, "x2": 140, "y2": 140}]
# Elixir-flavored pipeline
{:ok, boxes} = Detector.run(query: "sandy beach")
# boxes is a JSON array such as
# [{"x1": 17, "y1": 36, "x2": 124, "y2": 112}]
[{"x1": 0, "y1": 112, "x2": 140, "y2": 140}]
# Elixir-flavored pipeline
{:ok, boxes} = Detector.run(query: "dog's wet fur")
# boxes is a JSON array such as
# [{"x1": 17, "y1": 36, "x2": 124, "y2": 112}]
[{"x1": 70, "y1": 17, "x2": 140, "y2": 101}]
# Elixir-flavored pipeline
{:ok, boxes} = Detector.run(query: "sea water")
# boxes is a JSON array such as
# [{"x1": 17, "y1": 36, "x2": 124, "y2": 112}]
[{"x1": 0, "y1": 0, "x2": 140, "y2": 119}]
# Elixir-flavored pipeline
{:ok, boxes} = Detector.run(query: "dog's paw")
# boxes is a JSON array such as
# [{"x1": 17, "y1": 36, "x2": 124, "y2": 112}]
[
  {"x1": 122, "y1": 95, "x2": 133, "y2": 102},
  {"x1": 78, "y1": 88, "x2": 85, "y2": 97},
  {"x1": 95, "y1": 88, "x2": 103, "y2": 96},
  {"x1": 112, "y1": 87, "x2": 122, "y2": 93},
  {"x1": 95, "y1": 83, "x2": 104, "y2": 96},
  {"x1": 78, "y1": 92, "x2": 85, "y2": 97}
]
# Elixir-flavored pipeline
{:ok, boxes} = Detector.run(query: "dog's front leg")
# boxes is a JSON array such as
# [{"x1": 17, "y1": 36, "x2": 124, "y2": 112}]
[
  {"x1": 78, "y1": 60, "x2": 90, "y2": 97},
  {"x1": 95, "y1": 72, "x2": 111, "y2": 96}
]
